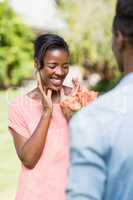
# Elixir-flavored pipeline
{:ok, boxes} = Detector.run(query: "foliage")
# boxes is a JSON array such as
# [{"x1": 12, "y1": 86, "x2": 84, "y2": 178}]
[
  {"x1": 57, "y1": 0, "x2": 121, "y2": 92},
  {"x1": 0, "y1": 0, "x2": 35, "y2": 88},
  {"x1": 58, "y1": 0, "x2": 116, "y2": 65}
]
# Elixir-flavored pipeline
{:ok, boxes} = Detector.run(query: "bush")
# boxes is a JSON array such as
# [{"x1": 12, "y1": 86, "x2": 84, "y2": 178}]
[
  {"x1": 57, "y1": 0, "x2": 121, "y2": 92},
  {"x1": 0, "y1": 0, "x2": 35, "y2": 89},
  {"x1": 59, "y1": 0, "x2": 116, "y2": 65}
]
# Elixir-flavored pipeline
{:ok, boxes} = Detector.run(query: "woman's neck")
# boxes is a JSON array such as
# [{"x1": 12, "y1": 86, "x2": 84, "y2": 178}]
[
  {"x1": 52, "y1": 90, "x2": 61, "y2": 103},
  {"x1": 27, "y1": 88, "x2": 61, "y2": 105}
]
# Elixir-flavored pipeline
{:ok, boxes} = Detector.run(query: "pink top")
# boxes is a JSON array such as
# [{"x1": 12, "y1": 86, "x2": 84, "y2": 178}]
[{"x1": 8, "y1": 95, "x2": 69, "y2": 200}]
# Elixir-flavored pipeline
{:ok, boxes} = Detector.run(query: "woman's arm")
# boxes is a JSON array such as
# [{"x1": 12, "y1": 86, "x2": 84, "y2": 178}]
[
  {"x1": 10, "y1": 74, "x2": 53, "y2": 169},
  {"x1": 10, "y1": 108, "x2": 52, "y2": 169}
]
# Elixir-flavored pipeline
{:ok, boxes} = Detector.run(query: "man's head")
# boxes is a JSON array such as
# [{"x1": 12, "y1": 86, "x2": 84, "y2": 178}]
[{"x1": 112, "y1": 0, "x2": 133, "y2": 72}]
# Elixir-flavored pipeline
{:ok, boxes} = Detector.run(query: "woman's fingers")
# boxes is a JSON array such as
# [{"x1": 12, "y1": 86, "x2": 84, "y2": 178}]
[
  {"x1": 37, "y1": 71, "x2": 47, "y2": 98},
  {"x1": 38, "y1": 83, "x2": 47, "y2": 99},
  {"x1": 46, "y1": 89, "x2": 53, "y2": 110},
  {"x1": 36, "y1": 71, "x2": 53, "y2": 111},
  {"x1": 72, "y1": 78, "x2": 79, "y2": 87},
  {"x1": 47, "y1": 89, "x2": 52, "y2": 99},
  {"x1": 72, "y1": 78, "x2": 80, "y2": 96},
  {"x1": 37, "y1": 71, "x2": 51, "y2": 107},
  {"x1": 60, "y1": 88, "x2": 68, "y2": 101}
]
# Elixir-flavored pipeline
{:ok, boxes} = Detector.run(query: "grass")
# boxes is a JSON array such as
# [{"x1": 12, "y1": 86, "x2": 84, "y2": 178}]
[{"x1": 0, "y1": 89, "x2": 21, "y2": 200}]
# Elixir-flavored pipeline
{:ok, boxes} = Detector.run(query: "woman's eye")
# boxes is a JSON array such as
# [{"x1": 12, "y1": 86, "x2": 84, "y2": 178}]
[
  {"x1": 48, "y1": 65, "x2": 56, "y2": 69},
  {"x1": 63, "y1": 64, "x2": 69, "y2": 69}
]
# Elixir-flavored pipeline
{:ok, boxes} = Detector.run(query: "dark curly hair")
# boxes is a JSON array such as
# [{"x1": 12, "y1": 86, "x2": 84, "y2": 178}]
[
  {"x1": 34, "y1": 33, "x2": 70, "y2": 70},
  {"x1": 113, "y1": 0, "x2": 133, "y2": 45}
]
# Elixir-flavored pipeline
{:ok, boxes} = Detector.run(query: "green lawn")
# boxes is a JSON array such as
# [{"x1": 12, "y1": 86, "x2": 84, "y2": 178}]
[{"x1": 0, "y1": 90, "x2": 21, "y2": 200}]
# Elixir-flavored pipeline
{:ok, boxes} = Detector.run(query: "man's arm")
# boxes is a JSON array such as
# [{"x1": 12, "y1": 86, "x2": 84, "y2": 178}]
[{"x1": 67, "y1": 108, "x2": 108, "y2": 200}]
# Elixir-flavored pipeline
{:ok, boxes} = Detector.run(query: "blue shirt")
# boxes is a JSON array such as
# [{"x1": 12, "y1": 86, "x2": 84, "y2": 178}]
[{"x1": 67, "y1": 73, "x2": 133, "y2": 200}]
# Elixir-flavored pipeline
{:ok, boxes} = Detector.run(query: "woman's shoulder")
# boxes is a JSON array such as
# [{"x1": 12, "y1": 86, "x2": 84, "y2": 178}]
[
  {"x1": 9, "y1": 95, "x2": 25, "y2": 106},
  {"x1": 9, "y1": 88, "x2": 39, "y2": 106},
  {"x1": 26, "y1": 87, "x2": 40, "y2": 100},
  {"x1": 8, "y1": 95, "x2": 27, "y2": 119},
  {"x1": 9, "y1": 93, "x2": 34, "y2": 111}
]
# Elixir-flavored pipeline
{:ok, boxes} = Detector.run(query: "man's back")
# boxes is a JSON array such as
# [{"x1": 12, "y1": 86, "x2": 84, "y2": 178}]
[
  {"x1": 104, "y1": 74, "x2": 133, "y2": 199},
  {"x1": 67, "y1": 73, "x2": 133, "y2": 200}
]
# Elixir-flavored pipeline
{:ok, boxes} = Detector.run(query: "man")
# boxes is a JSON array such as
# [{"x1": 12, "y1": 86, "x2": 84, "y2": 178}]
[{"x1": 67, "y1": 0, "x2": 133, "y2": 199}]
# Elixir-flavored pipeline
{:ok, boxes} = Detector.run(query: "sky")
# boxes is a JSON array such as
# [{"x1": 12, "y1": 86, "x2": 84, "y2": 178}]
[{"x1": 9, "y1": 0, "x2": 66, "y2": 30}]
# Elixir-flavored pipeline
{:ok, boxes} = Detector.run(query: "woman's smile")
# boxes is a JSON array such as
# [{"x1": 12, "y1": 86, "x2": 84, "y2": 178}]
[{"x1": 50, "y1": 77, "x2": 63, "y2": 86}]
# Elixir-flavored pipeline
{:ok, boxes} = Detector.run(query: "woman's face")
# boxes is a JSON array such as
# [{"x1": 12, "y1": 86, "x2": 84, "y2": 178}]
[{"x1": 40, "y1": 49, "x2": 70, "y2": 91}]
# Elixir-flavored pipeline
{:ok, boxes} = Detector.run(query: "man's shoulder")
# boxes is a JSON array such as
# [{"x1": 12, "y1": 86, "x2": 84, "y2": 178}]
[
  {"x1": 85, "y1": 87, "x2": 123, "y2": 112},
  {"x1": 71, "y1": 74, "x2": 133, "y2": 128},
  {"x1": 71, "y1": 85, "x2": 125, "y2": 128}
]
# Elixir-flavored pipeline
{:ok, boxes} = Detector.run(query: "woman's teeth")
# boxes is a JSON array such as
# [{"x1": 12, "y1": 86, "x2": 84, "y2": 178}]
[{"x1": 51, "y1": 78, "x2": 62, "y2": 86}]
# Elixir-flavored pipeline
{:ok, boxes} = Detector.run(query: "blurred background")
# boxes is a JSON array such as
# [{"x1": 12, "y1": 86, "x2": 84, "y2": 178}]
[{"x1": 0, "y1": 0, "x2": 119, "y2": 199}]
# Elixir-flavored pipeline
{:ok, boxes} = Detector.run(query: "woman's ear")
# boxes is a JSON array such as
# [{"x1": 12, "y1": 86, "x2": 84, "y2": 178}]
[{"x1": 34, "y1": 58, "x2": 40, "y2": 70}]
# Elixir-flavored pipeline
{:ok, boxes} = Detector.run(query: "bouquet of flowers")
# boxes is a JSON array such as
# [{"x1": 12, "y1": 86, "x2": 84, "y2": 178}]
[{"x1": 60, "y1": 80, "x2": 98, "y2": 120}]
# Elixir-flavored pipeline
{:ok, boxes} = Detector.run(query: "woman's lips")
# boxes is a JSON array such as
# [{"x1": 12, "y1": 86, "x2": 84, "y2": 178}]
[{"x1": 50, "y1": 78, "x2": 63, "y2": 86}]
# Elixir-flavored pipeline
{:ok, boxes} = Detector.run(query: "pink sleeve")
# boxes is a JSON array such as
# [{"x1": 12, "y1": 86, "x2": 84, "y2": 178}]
[{"x1": 8, "y1": 103, "x2": 30, "y2": 138}]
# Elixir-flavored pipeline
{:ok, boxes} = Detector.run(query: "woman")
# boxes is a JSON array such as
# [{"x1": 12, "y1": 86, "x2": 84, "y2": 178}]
[{"x1": 8, "y1": 33, "x2": 73, "y2": 200}]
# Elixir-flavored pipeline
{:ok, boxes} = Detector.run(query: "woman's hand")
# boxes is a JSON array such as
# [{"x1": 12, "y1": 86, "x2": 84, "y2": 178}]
[
  {"x1": 37, "y1": 72, "x2": 53, "y2": 113},
  {"x1": 60, "y1": 78, "x2": 98, "y2": 120},
  {"x1": 60, "y1": 79, "x2": 81, "y2": 121}
]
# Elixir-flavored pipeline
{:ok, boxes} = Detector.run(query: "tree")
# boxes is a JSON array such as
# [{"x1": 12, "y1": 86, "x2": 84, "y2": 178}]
[
  {"x1": 58, "y1": 0, "x2": 116, "y2": 65},
  {"x1": 57, "y1": 0, "x2": 120, "y2": 92},
  {"x1": 0, "y1": 0, "x2": 35, "y2": 89}
]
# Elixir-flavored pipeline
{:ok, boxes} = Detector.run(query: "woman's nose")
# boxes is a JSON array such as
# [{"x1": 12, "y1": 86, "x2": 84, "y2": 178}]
[{"x1": 55, "y1": 66, "x2": 64, "y2": 76}]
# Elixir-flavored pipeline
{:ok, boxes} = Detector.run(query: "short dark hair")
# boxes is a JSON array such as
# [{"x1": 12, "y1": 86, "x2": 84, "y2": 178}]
[
  {"x1": 113, "y1": 0, "x2": 133, "y2": 45},
  {"x1": 34, "y1": 33, "x2": 70, "y2": 70}
]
